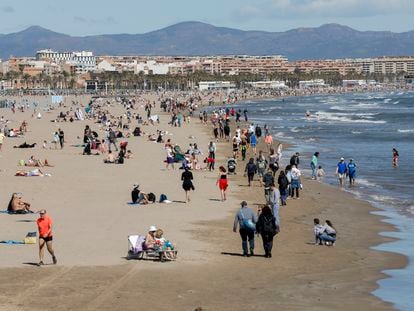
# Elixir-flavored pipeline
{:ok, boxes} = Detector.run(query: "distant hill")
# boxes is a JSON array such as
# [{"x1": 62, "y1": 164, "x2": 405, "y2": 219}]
[{"x1": 1, "y1": 22, "x2": 414, "y2": 60}]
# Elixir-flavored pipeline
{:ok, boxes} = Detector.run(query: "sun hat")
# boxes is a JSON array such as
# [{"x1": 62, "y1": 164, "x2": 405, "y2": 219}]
[{"x1": 148, "y1": 225, "x2": 157, "y2": 232}]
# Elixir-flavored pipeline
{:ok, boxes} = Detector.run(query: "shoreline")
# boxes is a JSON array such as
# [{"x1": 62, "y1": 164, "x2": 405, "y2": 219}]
[{"x1": 0, "y1": 92, "x2": 408, "y2": 310}]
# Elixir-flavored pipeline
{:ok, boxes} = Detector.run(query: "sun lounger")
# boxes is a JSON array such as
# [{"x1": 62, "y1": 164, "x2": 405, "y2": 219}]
[{"x1": 127, "y1": 235, "x2": 177, "y2": 262}]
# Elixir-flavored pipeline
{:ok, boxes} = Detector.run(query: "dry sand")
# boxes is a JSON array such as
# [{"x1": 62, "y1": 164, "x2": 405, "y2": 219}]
[{"x1": 0, "y1": 94, "x2": 406, "y2": 310}]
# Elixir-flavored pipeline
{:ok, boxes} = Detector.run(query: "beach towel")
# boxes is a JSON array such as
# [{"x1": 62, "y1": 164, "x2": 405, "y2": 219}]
[
  {"x1": 0, "y1": 240, "x2": 25, "y2": 244},
  {"x1": 127, "y1": 202, "x2": 140, "y2": 205}
]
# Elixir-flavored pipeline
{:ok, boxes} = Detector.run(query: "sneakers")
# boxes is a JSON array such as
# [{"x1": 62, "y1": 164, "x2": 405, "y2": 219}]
[
  {"x1": 250, "y1": 249, "x2": 254, "y2": 256},
  {"x1": 38, "y1": 261, "x2": 44, "y2": 266},
  {"x1": 52, "y1": 256, "x2": 57, "y2": 264}
]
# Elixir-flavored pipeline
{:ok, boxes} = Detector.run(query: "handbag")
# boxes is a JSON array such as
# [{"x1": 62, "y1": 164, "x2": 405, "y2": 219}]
[{"x1": 240, "y1": 209, "x2": 256, "y2": 231}]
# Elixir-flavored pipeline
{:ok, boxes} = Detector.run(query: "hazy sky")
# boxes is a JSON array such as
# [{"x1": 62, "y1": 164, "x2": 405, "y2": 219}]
[{"x1": 1, "y1": 0, "x2": 413, "y2": 35}]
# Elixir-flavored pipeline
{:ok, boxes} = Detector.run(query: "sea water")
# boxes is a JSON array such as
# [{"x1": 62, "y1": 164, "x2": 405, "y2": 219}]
[{"x1": 221, "y1": 91, "x2": 414, "y2": 310}]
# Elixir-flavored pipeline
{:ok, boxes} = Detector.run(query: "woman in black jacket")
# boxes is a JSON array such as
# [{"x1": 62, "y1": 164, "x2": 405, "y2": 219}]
[
  {"x1": 256, "y1": 205, "x2": 278, "y2": 258},
  {"x1": 277, "y1": 170, "x2": 289, "y2": 206}
]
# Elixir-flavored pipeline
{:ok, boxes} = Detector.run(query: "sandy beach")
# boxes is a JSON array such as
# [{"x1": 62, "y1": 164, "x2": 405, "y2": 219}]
[{"x1": 0, "y1": 93, "x2": 407, "y2": 310}]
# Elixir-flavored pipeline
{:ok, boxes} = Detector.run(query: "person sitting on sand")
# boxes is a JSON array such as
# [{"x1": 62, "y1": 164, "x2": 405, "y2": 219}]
[
  {"x1": 7, "y1": 193, "x2": 32, "y2": 214},
  {"x1": 313, "y1": 218, "x2": 325, "y2": 245},
  {"x1": 136, "y1": 192, "x2": 156, "y2": 205},
  {"x1": 104, "y1": 150, "x2": 116, "y2": 163},
  {"x1": 131, "y1": 184, "x2": 140, "y2": 203},
  {"x1": 319, "y1": 220, "x2": 337, "y2": 246}
]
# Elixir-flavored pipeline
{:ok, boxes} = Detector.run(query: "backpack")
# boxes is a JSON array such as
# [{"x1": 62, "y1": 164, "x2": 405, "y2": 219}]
[
  {"x1": 262, "y1": 215, "x2": 277, "y2": 236},
  {"x1": 257, "y1": 159, "x2": 266, "y2": 169},
  {"x1": 159, "y1": 194, "x2": 168, "y2": 203}
]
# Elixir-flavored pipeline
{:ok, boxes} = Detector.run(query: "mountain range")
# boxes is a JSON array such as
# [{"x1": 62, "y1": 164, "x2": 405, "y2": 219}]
[{"x1": 1, "y1": 22, "x2": 414, "y2": 60}]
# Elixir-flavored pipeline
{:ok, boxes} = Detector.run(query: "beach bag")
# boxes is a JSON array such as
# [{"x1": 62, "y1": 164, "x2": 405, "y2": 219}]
[
  {"x1": 258, "y1": 159, "x2": 265, "y2": 169},
  {"x1": 24, "y1": 232, "x2": 37, "y2": 244},
  {"x1": 240, "y1": 209, "x2": 256, "y2": 232},
  {"x1": 159, "y1": 194, "x2": 168, "y2": 203}
]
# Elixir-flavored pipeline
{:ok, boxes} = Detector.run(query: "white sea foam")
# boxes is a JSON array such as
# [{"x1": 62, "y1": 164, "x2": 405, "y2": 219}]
[
  {"x1": 290, "y1": 127, "x2": 300, "y2": 133},
  {"x1": 393, "y1": 101, "x2": 400, "y2": 105},
  {"x1": 315, "y1": 111, "x2": 386, "y2": 124},
  {"x1": 384, "y1": 98, "x2": 392, "y2": 103},
  {"x1": 398, "y1": 129, "x2": 414, "y2": 133},
  {"x1": 357, "y1": 178, "x2": 379, "y2": 188},
  {"x1": 351, "y1": 131, "x2": 362, "y2": 134}
]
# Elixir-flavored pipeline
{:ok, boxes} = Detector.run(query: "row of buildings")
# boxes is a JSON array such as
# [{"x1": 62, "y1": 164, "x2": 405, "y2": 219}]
[{"x1": 1, "y1": 49, "x2": 414, "y2": 86}]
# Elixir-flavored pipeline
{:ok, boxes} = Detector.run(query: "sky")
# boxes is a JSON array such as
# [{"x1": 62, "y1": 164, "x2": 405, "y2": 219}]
[{"x1": 1, "y1": 0, "x2": 414, "y2": 35}]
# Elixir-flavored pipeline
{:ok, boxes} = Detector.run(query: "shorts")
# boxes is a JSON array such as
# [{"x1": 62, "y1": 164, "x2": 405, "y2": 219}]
[
  {"x1": 338, "y1": 173, "x2": 346, "y2": 179},
  {"x1": 40, "y1": 236, "x2": 53, "y2": 242},
  {"x1": 250, "y1": 143, "x2": 256, "y2": 148},
  {"x1": 167, "y1": 157, "x2": 174, "y2": 164}
]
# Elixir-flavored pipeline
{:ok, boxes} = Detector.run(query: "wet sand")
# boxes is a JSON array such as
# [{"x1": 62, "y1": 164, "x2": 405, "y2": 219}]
[{"x1": 0, "y1": 94, "x2": 406, "y2": 310}]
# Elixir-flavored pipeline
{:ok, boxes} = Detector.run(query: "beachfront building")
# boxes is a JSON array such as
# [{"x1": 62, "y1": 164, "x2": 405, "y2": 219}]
[
  {"x1": 245, "y1": 81, "x2": 288, "y2": 89},
  {"x1": 198, "y1": 81, "x2": 236, "y2": 91},
  {"x1": 299, "y1": 79, "x2": 329, "y2": 89},
  {"x1": 134, "y1": 60, "x2": 170, "y2": 75},
  {"x1": 355, "y1": 56, "x2": 414, "y2": 75},
  {"x1": 36, "y1": 49, "x2": 96, "y2": 74}
]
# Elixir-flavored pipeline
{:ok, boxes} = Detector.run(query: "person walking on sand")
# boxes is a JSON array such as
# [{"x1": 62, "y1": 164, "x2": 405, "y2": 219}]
[
  {"x1": 165, "y1": 145, "x2": 175, "y2": 170},
  {"x1": 336, "y1": 157, "x2": 347, "y2": 187},
  {"x1": 181, "y1": 167, "x2": 194, "y2": 203},
  {"x1": 0, "y1": 130, "x2": 4, "y2": 151},
  {"x1": 233, "y1": 201, "x2": 257, "y2": 257},
  {"x1": 290, "y1": 165, "x2": 301, "y2": 199},
  {"x1": 268, "y1": 183, "x2": 281, "y2": 227},
  {"x1": 37, "y1": 210, "x2": 57, "y2": 266},
  {"x1": 244, "y1": 158, "x2": 257, "y2": 187},
  {"x1": 310, "y1": 152, "x2": 319, "y2": 180},
  {"x1": 58, "y1": 128, "x2": 64, "y2": 149},
  {"x1": 256, "y1": 205, "x2": 278, "y2": 258},
  {"x1": 216, "y1": 166, "x2": 228, "y2": 201}
]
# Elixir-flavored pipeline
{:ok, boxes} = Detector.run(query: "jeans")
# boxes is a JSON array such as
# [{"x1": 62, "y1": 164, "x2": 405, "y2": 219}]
[
  {"x1": 279, "y1": 188, "x2": 288, "y2": 205},
  {"x1": 311, "y1": 163, "x2": 316, "y2": 179},
  {"x1": 320, "y1": 233, "x2": 336, "y2": 243},
  {"x1": 239, "y1": 228, "x2": 255, "y2": 255},
  {"x1": 108, "y1": 141, "x2": 118, "y2": 151},
  {"x1": 271, "y1": 203, "x2": 280, "y2": 227},
  {"x1": 261, "y1": 233, "x2": 274, "y2": 255}
]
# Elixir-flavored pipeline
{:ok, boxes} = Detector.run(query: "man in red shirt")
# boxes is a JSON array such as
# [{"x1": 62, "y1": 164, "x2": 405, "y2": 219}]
[{"x1": 36, "y1": 210, "x2": 57, "y2": 265}]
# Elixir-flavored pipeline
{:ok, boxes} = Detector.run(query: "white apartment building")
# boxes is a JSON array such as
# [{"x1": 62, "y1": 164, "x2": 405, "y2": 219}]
[
  {"x1": 36, "y1": 49, "x2": 96, "y2": 74},
  {"x1": 135, "y1": 60, "x2": 170, "y2": 75}
]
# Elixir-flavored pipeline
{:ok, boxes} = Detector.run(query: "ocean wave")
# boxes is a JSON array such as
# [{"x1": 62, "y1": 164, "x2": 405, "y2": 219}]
[
  {"x1": 351, "y1": 131, "x2": 362, "y2": 134},
  {"x1": 315, "y1": 112, "x2": 386, "y2": 124},
  {"x1": 357, "y1": 178, "x2": 379, "y2": 188},
  {"x1": 393, "y1": 101, "x2": 400, "y2": 105},
  {"x1": 290, "y1": 127, "x2": 300, "y2": 133},
  {"x1": 384, "y1": 98, "x2": 392, "y2": 103},
  {"x1": 398, "y1": 129, "x2": 414, "y2": 133}
]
